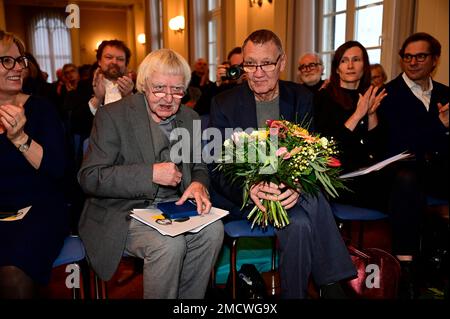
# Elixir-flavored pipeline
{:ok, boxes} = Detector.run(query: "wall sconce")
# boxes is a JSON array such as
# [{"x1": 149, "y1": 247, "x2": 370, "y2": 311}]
[
  {"x1": 137, "y1": 33, "x2": 146, "y2": 44},
  {"x1": 249, "y1": 0, "x2": 272, "y2": 7},
  {"x1": 169, "y1": 15, "x2": 185, "y2": 33}
]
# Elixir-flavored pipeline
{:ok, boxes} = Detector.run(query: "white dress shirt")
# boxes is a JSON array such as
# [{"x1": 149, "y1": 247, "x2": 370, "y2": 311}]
[
  {"x1": 402, "y1": 72, "x2": 433, "y2": 111},
  {"x1": 89, "y1": 78, "x2": 123, "y2": 115}
]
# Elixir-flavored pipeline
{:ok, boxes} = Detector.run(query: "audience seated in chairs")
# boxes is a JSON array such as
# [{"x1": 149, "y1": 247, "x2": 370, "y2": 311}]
[
  {"x1": 0, "y1": 30, "x2": 70, "y2": 298},
  {"x1": 313, "y1": 38, "x2": 447, "y2": 298}
]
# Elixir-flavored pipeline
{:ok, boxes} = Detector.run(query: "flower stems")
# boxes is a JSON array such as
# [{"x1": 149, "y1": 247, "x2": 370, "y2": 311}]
[{"x1": 247, "y1": 199, "x2": 290, "y2": 229}]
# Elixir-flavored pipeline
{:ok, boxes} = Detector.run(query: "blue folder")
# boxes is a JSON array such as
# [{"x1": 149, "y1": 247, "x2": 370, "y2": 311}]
[{"x1": 157, "y1": 200, "x2": 199, "y2": 219}]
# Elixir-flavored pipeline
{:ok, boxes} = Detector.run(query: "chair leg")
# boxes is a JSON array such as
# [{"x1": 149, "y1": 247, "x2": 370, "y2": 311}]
[
  {"x1": 70, "y1": 263, "x2": 83, "y2": 299},
  {"x1": 230, "y1": 238, "x2": 238, "y2": 300},
  {"x1": 271, "y1": 237, "x2": 277, "y2": 271},
  {"x1": 94, "y1": 272, "x2": 108, "y2": 299},
  {"x1": 269, "y1": 236, "x2": 278, "y2": 297}
]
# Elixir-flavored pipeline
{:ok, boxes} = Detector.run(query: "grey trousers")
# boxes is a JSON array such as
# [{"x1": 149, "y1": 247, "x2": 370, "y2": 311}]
[{"x1": 125, "y1": 219, "x2": 224, "y2": 299}]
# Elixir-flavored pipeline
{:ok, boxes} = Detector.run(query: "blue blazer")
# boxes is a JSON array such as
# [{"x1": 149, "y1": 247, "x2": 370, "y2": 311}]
[{"x1": 208, "y1": 80, "x2": 313, "y2": 206}]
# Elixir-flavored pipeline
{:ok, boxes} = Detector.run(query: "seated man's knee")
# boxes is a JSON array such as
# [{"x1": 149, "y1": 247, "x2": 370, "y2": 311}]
[
  {"x1": 144, "y1": 236, "x2": 187, "y2": 262},
  {"x1": 201, "y1": 221, "x2": 224, "y2": 248},
  {"x1": 285, "y1": 207, "x2": 312, "y2": 234}
]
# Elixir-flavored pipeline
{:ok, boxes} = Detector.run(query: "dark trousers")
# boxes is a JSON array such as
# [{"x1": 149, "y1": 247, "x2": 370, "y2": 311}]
[
  {"x1": 338, "y1": 161, "x2": 427, "y2": 256},
  {"x1": 276, "y1": 192, "x2": 356, "y2": 298},
  {"x1": 211, "y1": 189, "x2": 356, "y2": 298}
]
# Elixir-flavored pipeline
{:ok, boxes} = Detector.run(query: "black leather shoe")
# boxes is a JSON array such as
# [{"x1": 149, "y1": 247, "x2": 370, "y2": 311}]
[{"x1": 320, "y1": 282, "x2": 349, "y2": 299}]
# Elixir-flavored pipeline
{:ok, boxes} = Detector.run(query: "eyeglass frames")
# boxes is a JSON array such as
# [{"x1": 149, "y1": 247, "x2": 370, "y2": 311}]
[
  {"x1": 242, "y1": 55, "x2": 282, "y2": 73},
  {"x1": 150, "y1": 85, "x2": 185, "y2": 99},
  {"x1": 0, "y1": 56, "x2": 29, "y2": 70},
  {"x1": 298, "y1": 62, "x2": 322, "y2": 72},
  {"x1": 401, "y1": 53, "x2": 431, "y2": 63}
]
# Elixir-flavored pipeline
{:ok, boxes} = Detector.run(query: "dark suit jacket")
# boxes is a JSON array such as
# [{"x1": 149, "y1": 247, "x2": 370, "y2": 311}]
[
  {"x1": 208, "y1": 80, "x2": 313, "y2": 206},
  {"x1": 378, "y1": 74, "x2": 449, "y2": 162},
  {"x1": 78, "y1": 93, "x2": 209, "y2": 280}
]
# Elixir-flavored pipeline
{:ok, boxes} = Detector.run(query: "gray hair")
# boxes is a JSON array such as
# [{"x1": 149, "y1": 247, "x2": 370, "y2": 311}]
[
  {"x1": 242, "y1": 29, "x2": 284, "y2": 55},
  {"x1": 298, "y1": 52, "x2": 323, "y2": 65},
  {"x1": 136, "y1": 49, "x2": 191, "y2": 93}
]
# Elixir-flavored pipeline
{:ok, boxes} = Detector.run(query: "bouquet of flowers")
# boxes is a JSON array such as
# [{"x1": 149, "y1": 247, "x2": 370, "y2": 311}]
[{"x1": 215, "y1": 120, "x2": 346, "y2": 229}]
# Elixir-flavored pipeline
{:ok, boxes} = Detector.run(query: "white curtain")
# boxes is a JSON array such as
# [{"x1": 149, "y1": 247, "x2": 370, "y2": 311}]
[{"x1": 28, "y1": 11, "x2": 72, "y2": 83}]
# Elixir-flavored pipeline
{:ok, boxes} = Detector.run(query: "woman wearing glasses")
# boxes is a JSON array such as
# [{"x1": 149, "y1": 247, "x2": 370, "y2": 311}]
[{"x1": 0, "y1": 30, "x2": 69, "y2": 298}]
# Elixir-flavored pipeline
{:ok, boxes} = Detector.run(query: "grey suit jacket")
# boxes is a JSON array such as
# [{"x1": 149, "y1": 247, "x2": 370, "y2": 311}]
[{"x1": 78, "y1": 93, "x2": 208, "y2": 280}]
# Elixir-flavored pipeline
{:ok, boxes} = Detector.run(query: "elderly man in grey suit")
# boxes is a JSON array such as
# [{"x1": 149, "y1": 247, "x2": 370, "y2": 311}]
[{"x1": 78, "y1": 49, "x2": 224, "y2": 299}]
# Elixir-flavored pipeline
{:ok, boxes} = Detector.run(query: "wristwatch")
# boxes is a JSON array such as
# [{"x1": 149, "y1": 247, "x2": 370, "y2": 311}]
[{"x1": 18, "y1": 135, "x2": 32, "y2": 153}]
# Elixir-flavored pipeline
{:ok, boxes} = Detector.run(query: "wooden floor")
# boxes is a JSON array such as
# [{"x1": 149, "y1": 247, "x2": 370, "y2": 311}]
[{"x1": 40, "y1": 219, "x2": 395, "y2": 299}]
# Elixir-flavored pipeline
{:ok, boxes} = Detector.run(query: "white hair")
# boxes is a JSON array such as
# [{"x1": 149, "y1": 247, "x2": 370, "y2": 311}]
[{"x1": 136, "y1": 49, "x2": 191, "y2": 93}]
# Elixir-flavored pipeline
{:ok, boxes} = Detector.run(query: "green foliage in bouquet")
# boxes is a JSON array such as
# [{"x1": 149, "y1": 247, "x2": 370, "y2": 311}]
[{"x1": 216, "y1": 120, "x2": 346, "y2": 228}]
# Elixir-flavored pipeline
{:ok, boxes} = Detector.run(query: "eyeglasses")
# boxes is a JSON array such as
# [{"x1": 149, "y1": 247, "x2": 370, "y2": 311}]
[
  {"x1": 0, "y1": 55, "x2": 29, "y2": 70},
  {"x1": 298, "y1": 62, "x2": 322, "y2": 72},
  {"x1": 150, "y1": 85, "x2": 185, "y2": 99},
  {"x1": 242, "y1": 55, "x2": 281, "y2": 73},
  {"x1": 401, "y1": 53, "x2": 431, "y2": 63}
]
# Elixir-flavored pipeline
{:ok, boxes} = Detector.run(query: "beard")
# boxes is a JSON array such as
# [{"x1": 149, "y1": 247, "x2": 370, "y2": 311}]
[{"x1": 102, "y1": 64, "x2": 125, "y2": 80}]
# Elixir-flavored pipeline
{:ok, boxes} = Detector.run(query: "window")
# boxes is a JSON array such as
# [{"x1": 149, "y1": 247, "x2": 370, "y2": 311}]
[
  {"x1": 207, "y1": 0, "x2": 221, "y2": 82},
  {"x1": 150, "y1": 0, "x2": 164, "y2": 50},
  {"x1": 319, "y1": 0, "x2": 384, "y2": 78},
  {"x1": 29, "y1": 12, "x2": 72, "y2": 83}
]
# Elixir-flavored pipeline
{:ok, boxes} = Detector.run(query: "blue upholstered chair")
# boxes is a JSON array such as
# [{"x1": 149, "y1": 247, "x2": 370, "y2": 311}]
[
  {"x1": 426, "y1": 196, "x2": 448, "y2": 207},
  {"x1": 330, "y1": 203, "x2": 388, "y2": 248},
  {"x1": 223, "y1": 220, "x2": 277, "y2": 299},
  {"x1": 52, "y1": 235, "x2": 87, "y2": 299}
]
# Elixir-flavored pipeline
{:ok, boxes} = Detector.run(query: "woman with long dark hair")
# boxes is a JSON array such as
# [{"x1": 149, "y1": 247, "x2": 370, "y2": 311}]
[{"x1": 314, "y1": 41, "x2": 425, "y2": 298}]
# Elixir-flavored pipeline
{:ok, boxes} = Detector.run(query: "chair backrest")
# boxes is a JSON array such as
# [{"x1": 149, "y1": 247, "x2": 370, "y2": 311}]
[
  {"x1": 224, "y1": 220, "x2": 275, "y2": 238},
  {"x1": 82, "y1": 138, "x2": 89, "y2": 156},
  {"x1": 426, "y1": 196, "x2": 448, "y2": 206},
  {"x1": 53, "y1": 235, "x2": 86, "y2": 268},
  {"x1": 331, "y1": 203, "x2": 388, "y2": 221}
]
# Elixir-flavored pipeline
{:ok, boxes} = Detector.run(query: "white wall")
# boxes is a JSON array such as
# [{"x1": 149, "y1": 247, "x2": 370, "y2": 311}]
[{"x1": 415, "y1": 0, "x2": 449, "y2": 85}]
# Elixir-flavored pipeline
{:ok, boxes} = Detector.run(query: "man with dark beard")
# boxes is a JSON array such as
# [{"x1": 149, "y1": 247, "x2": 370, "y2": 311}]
[
  {"x1": 88, "y1": 40, "x2": 135, "y2": 115},
  {"x1": 70, "y1": 40, "x2": 135, "y2": 140}
]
